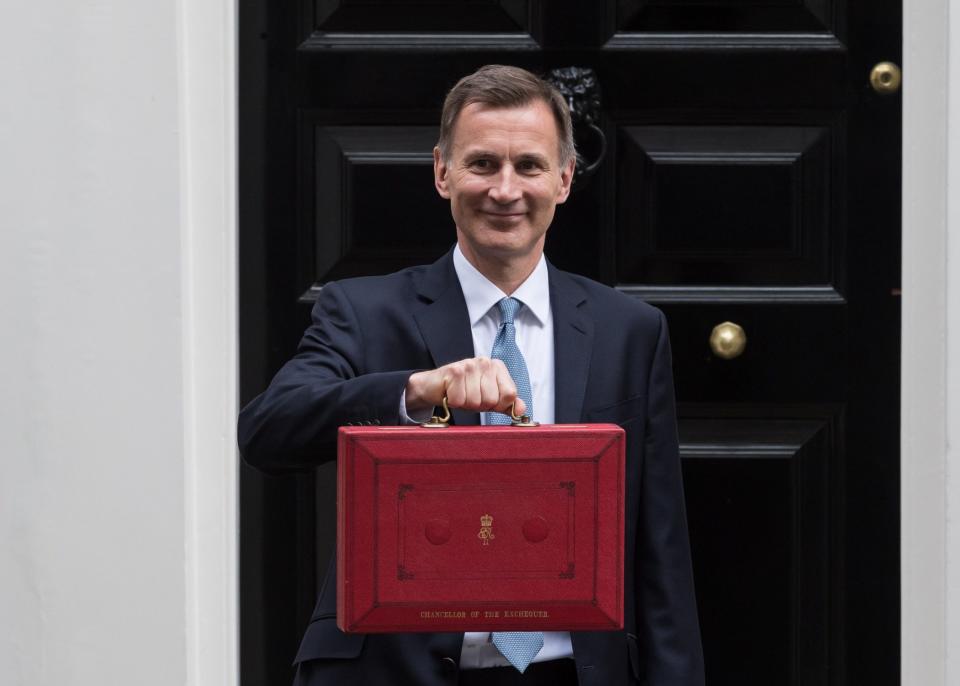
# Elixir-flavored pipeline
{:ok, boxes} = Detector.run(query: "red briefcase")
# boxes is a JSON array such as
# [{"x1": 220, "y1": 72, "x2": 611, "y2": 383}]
[{"x1": 336, "y1": 410, "x2": 625, "y2": 634}]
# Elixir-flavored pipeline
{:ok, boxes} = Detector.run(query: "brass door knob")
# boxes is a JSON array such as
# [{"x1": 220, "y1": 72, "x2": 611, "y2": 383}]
[
  {"x1": 709, "y1": 322, "x2": 747, "y2": 360},
  {"x1": 870, "y1": 61, "x2": 902, "y2": 95}
]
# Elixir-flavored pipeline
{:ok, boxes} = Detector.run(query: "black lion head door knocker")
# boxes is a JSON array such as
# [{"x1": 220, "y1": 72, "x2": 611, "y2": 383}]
[{"x1": 545, "y1": 66, "x2": 607, "y2": 191}]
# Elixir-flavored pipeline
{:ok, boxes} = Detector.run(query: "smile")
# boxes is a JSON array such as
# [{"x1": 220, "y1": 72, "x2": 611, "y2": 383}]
[{"x1": 482, "y1": 211, "x2": 526, "y2": 218}]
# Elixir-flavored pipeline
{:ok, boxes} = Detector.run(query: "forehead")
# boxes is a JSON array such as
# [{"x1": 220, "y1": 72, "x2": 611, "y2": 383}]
[{"x1": 449, "y1": 100, "x2": 561, "y2": 155}]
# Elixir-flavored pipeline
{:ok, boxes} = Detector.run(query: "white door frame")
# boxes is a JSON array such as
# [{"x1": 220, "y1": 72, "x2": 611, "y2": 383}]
[
  {"x1": 178, "y1": 0, "x2": 239, "y2": 684},
  {"x1": 901, "y1": 0, "x2": 955, "y2": 683}
]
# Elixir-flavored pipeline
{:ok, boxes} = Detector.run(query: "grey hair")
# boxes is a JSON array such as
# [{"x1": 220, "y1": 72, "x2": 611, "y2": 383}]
[{"x1": 437, "y1": 64, "x2": 576, "y2": 167}]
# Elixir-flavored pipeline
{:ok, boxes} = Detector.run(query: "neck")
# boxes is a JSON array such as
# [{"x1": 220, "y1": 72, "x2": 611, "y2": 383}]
[{"x1": 456, "y1": 239, "x2": 543, "y2": 295}]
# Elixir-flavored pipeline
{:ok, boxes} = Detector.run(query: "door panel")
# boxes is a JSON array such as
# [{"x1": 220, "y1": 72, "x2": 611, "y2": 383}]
[
  {"x1": 315, "y1": 0, "x2": 531, "y2": 33},
  {"x1": 308, "y1": 125, "x2": 449, "y2": 287},
  {"x1": 617, "y1": 123, "x2": 840, "y2": 292},
  {"x1": 615, "y1": 0, "x2": 843, "y2": 35},
  {"x1": 240, "y1": 0, "x2": 900, "y2": 683},
  {"x1": 681, "y1": 412, "x2": 836, "y2": 685}
]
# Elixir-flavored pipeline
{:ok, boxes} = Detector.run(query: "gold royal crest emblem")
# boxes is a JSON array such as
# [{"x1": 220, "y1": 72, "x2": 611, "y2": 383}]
[{"x1": 477, "y1": 513, "x2": 494, "y2": 546}]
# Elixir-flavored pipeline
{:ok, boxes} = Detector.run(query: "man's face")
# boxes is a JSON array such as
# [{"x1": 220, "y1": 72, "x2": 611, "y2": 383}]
[{"x1": 434, "y1": 100, "x2": 575, "y2": 268}]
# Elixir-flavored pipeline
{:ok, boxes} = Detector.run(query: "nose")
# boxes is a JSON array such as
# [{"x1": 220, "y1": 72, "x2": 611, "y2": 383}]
[{"x1": 488, "y1": 167, "x2": 522, "y2": 204}]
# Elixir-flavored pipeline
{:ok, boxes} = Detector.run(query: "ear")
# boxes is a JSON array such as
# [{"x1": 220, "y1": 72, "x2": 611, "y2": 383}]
[
  {"x1": 555, "y1": 156, "x2": 575, "y2": 205},
  {"x1": 433, "y1": 146, "x2": 451, "y2": 199}
]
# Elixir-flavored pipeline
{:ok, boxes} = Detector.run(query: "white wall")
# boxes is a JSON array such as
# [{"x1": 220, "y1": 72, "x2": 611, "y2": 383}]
[{"x1": 0, "y1": 1, "x2": 236, "y2": 684}]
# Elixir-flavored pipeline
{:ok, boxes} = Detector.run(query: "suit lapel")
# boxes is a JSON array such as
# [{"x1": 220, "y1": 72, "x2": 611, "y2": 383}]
[
  {"x1": 412, "y1": 251, "x2": 480, "y2": 426},
  {"x1": 549, "y1": 264, "x2": 593, "y2": 423}
]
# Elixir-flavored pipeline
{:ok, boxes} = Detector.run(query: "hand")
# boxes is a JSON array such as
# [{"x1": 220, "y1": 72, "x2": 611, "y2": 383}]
[{"x1": 405, "y1": 357, "x2": 526, "y2": 418}]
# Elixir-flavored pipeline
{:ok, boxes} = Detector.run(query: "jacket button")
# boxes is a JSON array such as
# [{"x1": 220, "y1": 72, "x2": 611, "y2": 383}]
[
  {"x1": 373, "y1": 419, "x2": 381, "y2": 425},
  {"x1": 440, "y1": 656, "x2": 457, "y2": 674}
]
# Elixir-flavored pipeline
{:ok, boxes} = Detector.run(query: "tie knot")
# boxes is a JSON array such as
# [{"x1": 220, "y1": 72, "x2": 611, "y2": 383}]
[{"x1": 497, "y1": 297, "x2": 521, "y2": 324}]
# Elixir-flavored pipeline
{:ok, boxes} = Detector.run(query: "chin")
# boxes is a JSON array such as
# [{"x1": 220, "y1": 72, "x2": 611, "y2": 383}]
[
  {"x1": 457, "y1": 222, "x2": 545, "y2": 262},
  {"x1": 476, "y1": 229, "x2": 527, "y2": 249},
  {"x1": 476, "y1": 237, "x2": 542, "y2": 263}
]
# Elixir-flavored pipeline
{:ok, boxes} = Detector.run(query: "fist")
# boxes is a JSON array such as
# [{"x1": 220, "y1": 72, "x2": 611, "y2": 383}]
[{"x1": 405, "y1": 357, "x2": 526, "y2": 418}]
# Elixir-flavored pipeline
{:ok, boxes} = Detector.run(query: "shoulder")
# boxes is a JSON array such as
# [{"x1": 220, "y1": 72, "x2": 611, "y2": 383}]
[
  {"x1": 304, "y1": 265, "x2": 435, "y2": 352},
  {"x1": 551, "y1": 268, "x2": 665, "y2": 331},
  {"x1": 315, "y1": 262, "x2": 433, "y2": 317},
  {"x1": 319, "y1": 249, "x2": 458, "y2": 319},
  {"x1": 331, "y1": 264, "x2": 427, "y2": 301}
]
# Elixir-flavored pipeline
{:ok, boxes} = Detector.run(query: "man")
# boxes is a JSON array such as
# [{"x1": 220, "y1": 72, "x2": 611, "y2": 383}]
[{"x1": 239, "y1": 65, "x2": 704, "y2": 686}]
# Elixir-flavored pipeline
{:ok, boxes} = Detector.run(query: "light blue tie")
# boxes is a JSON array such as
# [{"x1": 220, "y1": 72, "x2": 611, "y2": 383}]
[
  {"x1": 486, "y1": 297, "x2": 534, "y2": 426},
  {"x1": 487, "y1": 297, "x2": 543, "y2": 672},
  {"x1": 491, "y1": 630, "x2": 544, "y2": 673}
]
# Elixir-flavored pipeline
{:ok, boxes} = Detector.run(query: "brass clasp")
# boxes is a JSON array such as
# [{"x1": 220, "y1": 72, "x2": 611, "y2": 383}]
[
  {"x1": 421, "y1": 397, "x2": 451, "y2": 428},
  {"x1": 420, "y1": 397, "x2": 538, "y2": 428},
  {"x1": 509, "y1": 403, "x2": 539, "y2": 428}
]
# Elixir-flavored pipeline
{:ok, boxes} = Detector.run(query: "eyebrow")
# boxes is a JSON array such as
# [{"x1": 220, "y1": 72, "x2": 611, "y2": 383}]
[
  {"x1": 516, "y1": 152, "x2": 550, "y2": 166},
  {"x1": 462, "y1": 149, "x2": 499, "y2": 161},
  {"x1": 461, "y1": 149, "x2": 551, "y2": 166}
]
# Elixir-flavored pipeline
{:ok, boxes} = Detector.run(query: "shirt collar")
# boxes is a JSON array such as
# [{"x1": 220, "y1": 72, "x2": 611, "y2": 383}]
[{"x1": 452, "y1": 243, "x2": 550, "y2": 327}]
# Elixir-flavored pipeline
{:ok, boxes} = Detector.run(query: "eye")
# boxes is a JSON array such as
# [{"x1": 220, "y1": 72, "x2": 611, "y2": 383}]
[
  {"x1": 517, "y1": 159, "x2": 543, "y2": 173},
  {"x1": 469, "y1": 158, "x2": 493, "y2": 170}
]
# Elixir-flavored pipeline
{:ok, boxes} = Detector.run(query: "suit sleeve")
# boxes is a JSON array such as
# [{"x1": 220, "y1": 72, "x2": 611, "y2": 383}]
[
  {"x1": 238, "y1": 281, "x2": 416, "y2": 471},
  {"x1": 636, "y1": 310, "x2": 705, "y2": 685}
]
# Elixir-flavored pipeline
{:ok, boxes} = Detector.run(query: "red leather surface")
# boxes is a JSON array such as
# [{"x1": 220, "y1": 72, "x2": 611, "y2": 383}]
[{"x1": 337, "y1": 424, "x2": 625, "y2": 633}]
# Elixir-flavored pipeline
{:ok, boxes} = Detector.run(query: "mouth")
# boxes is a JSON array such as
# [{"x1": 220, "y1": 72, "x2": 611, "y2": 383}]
[{"x1": 482, "y1": 210, "x2": 526, "y2": 219}]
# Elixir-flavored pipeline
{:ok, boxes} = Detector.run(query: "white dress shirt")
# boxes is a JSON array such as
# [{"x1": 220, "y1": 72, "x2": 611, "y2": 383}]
[
  {"x1": 398, "y1": 245, "x2": 573, "y2": 667},
  {"x1": 452, "y1": 245, "x2": 572, "y2": 669}
]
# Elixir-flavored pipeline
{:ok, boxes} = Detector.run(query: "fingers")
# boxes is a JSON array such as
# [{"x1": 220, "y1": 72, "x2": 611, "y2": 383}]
[
  {"x1": 491, "y1": 359, "x2": 522, "y2": 416},
  {"x1": 443, "y1": 362, "x2": 468, "y2": 409},
  {"x1": 439, "y1": 357, "x2": 526, "y2": 415},
  {"x1": 446, "y1": 357, "x2": 494, "y2": 411},
  {"x1": 404, "y1": 367, "x2": 448, "y2": 414},
  {"x1": 478, "y1": 361, "x2": 501, "y2": 409},
  {"x1": 509, "y1": 393, "x2": 526, "y2": 417}
]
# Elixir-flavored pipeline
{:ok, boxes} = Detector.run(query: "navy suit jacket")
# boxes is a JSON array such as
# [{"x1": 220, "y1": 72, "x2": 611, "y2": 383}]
[{"x1": 238, "y1": 250, "x2": 704, "y2": 686}]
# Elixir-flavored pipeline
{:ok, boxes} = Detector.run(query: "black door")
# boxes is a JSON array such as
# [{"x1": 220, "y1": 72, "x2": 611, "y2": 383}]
[{"x1": 240, "y1": 2, "x2": 901, "y2": 684}]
